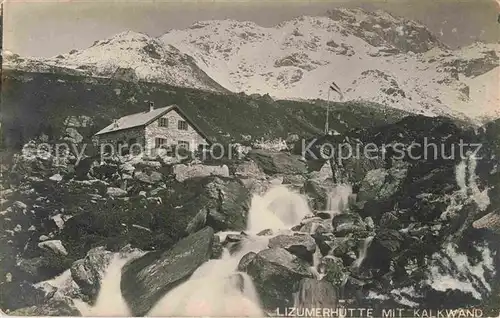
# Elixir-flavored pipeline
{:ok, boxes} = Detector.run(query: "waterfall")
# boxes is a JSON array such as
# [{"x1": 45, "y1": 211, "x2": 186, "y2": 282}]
[
  {"x1": 74, "y1": 255, "x2": 134, "y2": 316},
  {"x1": 326, "y1": 184, "x2": 353, "y2": 216},
  {"x1": 307, "y1": 222, "x2": 324, "y2": 280},
  {"x1": 467, "y1": 154, "x2": 490, "y2": 211},
  {"x1": 147, "y1": 239, "x2": 268, "y2": 316},
  {"x1": 455, "y1": 160, "x2": 468, "y2": 194},
  {"x1": 352, "y1": 236, "x2": 374, "y2": 270},
  {"x1": 247, "y1": 185, "x2": 312, "y2": 233},
  {"x1": 148, "y1": 185, "x2": 313, "y2": 316},
  {"x1": 455, "y1": 155, "x2": 490, "y2": 211},
  {"x1": 70, "y1": 184, "x2": 350, "y2": 316}
]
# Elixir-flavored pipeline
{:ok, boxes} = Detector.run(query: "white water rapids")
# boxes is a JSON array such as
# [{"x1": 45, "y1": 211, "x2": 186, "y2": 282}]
[
  {"x1": 74, "y1": 184, "x2": 353, "y2": 316},
  {"x1": 352, "y1": 236, "x2": 374, "y2": 270},
  {"x1": 326, "y1": 185, "x2": 353, "y2": 216}
]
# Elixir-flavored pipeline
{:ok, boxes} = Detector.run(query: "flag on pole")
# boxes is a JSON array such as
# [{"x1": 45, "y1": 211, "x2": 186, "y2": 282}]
[
  {"x1": 329, "y1": 81, "x2": 344, "y2": 100},
  {"x1": 325, "y1": 81, "x2": 344, "y2": 134}
]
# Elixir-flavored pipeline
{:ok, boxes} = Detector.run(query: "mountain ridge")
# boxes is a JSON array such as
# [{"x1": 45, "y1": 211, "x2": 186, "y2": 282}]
[
  {"x1": 3, "y1": 30, "x2": 228, "y2": 93},
  {"x1": 3, "y1": 8, "x2": 499, "y2": 121},
  {"x1": 1, "y1": 69, "x2": 412, "y2": 149},
  {"x1": 160, "y1": 12, "x2": 499, "y2": 121}
]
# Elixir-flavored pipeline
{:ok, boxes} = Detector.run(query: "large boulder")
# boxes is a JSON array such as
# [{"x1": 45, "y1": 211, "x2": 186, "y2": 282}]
[
  {"x1": 234, "y1": 160, "x2": 266, "y2": 179},
  {"x1": 121, "y1": 227, "x2": 215, "y2": 316},
  {"x1": 332, "y1": 213, "x2": 368, "y2": 237},
  {"x1": 248, "y1": 149, "x2": 307, "y2": 176},
  {"x1": 70, "y1": 247, "x2": 114, "y2": 303},
  {"x1": 268, "y1": 234, "x2": 316, "y2": 263},
  {"x1": 0, "y1": 281, "x2": 47, "y2": 311},
  {"x1": 60, "y1": 176, "x2": 250, "y2": 258},
  {"x1": 364, "y1": 228, "x2": 404, "y2": 274},
  {"x1": 319, "y1": 255, "x2": 346, "y2": 286},
  {"x1": 302, "y1": 178, "x2": 336, "y2": 211},
  {"x1": 356, "y1": 163, "x2": 408, "y2": 208},
  {"x1": 294, "y1": 278, "x2": 339, "y2": 309},
  {"x1": 233, "y1": 159, "x2": 270, "y2": 192},
  {"x1": 66, "y1": 179, "x2": 108, "y2": 197},
  {"x1": 38, "y1": 240, "x2": 68, "y2": 256},
  {"x1": 133, "y1": 171, "x2": 163, "y2": 185},
  {"x1": 219, "y1": 232, "x2": 249, "y2": 255},
  {"x1": 165, "y1": 176, "x2": 252, "y2": 234},
  {"x1": 7, "y1": 297, "x2": 81, "y2": 316},
  {"x1": 237, "y1": 252, "x2": 257, "y2": 272},
  {"x1": 243, "y1": 247, "x2": 313, "y2": 311},
  {"x1": 305, "y1": 223, "x2": 336, "y2": 256},
  {"x1": 60, "y1": 198, "x2": 162, "y2": 256},
  {"x1": 106, "y1": 187, "x2": 127, "y2": 198},
  {"x1": 340, "y1": 155, "x2": 385, "y2": 190},
  {"x1": 13, "y1": 249, "x2": 73, "y2": 283},
  {"x1": 473, "y1": 211, "x2": 500, "y2": 234},
  {"x1": 173, "y1": 163, "x2": 230, "y2": 182}
]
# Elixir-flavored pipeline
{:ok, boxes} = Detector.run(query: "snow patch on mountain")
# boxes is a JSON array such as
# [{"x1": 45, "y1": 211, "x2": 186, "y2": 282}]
[
  {"x1": 161, "y1": 12, "x2": 499, "y2": 121},
  {"x1": 326, "y1": 8, "x2": 448, "y2": 54},
  {"x1": 3, "y1": 31, "x2": 226, "y2": 93}
]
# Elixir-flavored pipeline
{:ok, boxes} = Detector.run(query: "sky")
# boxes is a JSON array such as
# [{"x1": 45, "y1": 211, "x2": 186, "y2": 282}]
[{"x1": 3, "y1": 0, "x2": 500, "y2": 58}]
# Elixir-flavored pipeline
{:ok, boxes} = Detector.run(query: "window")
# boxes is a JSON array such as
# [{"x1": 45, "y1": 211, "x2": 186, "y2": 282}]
[
  {"x1": 178, "y1": 120, "x2": 188, "y2": 131},
  {"x1": 117, "y1": 140, "x2": 126, "y2": 155},
  {"x1": 178, "y1": 140, "x2": 190, "y2": 150},
  {"x1": 102, "y1": 144, "x2": 113, "y2": 155},
  {"x1": 158, "y1": 117, "x2": 168, "y2": 127},
  {"x1": 155, "y1": 138, "x2": 166, "y2": 148}
]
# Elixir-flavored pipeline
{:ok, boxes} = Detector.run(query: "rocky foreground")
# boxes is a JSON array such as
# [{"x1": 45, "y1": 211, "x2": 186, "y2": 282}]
[{"x1": 0, "y1": 115, "x2": 499, "y2": 316}]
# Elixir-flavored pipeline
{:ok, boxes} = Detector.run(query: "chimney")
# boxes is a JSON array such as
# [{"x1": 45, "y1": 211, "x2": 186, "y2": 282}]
[
  {"x1": 149, "y1": 101, "x2": 154, "y2": 112},
  {"x1": 113, "y1": 119, "x2": 119, "y2": 128}
]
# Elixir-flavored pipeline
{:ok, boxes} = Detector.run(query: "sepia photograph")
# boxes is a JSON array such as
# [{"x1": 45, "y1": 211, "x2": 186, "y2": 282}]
[{"x1": 0, "y1": 0, "x2": 499, "y2": 316}]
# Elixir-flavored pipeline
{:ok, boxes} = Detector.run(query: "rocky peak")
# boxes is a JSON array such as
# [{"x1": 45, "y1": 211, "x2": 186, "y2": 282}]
[
  {"x1": 327, "y1": 7, "x2": 448, "y2": 53},
  {"x1": 439, "y1": 42, "x2": 500, "y2": 77},
  {"x1": 2, "y1": 50, "x2": 21, "y2": 61},
  {"x1": 85, "y1": 31, "x2": 163, "y2": 55},
  {"x1": 5, "y1": 28, "x2": 227, "y2": 93},
  {"x1": 99, "y1": 30, "x2": 151, "y2": 44}
]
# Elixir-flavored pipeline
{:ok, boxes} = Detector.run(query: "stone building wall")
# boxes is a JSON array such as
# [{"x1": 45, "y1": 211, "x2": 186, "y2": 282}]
[
  {"x1": 96, "y1": 126, "x2": 145, "y2": 155},
  {"x1": 144, "y1": 109, "x2": 209, "y2": 153}
]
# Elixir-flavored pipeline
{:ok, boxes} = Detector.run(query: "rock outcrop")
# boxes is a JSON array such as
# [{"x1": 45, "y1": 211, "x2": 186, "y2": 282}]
[
  {"x1": 120, "y1": 227, "x2": 215, "y2": 316},
  {"x1": 243, "y1": 247, "x2": 313, "y2": 311}
]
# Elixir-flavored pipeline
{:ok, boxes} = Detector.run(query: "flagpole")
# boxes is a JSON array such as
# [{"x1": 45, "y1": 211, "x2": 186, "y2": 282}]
[{"x1": 325, "y1": 88, "x2": 330, "y2": 135}]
